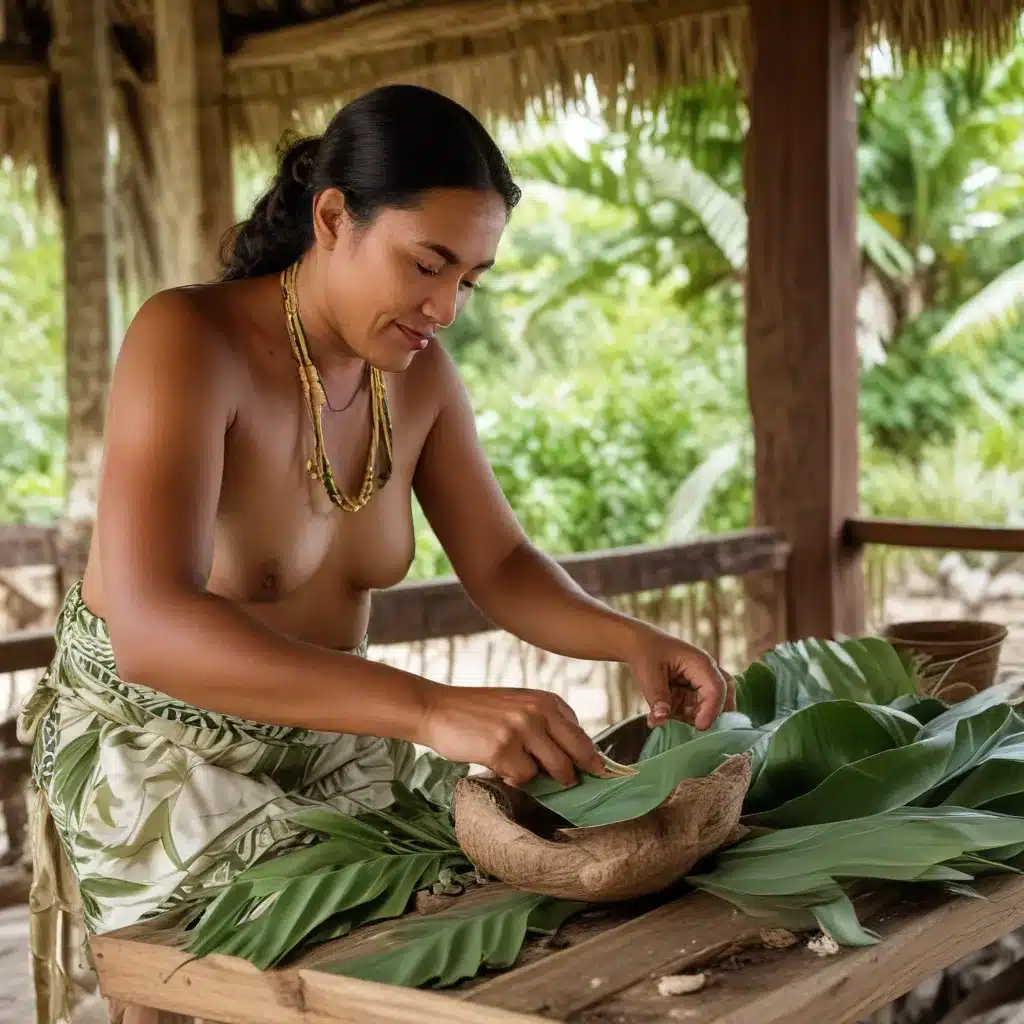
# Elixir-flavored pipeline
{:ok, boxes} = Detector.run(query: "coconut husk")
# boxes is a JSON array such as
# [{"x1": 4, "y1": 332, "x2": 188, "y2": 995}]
[{"x1": 453, "y1": 753, "x2": 751, "y2": 903}]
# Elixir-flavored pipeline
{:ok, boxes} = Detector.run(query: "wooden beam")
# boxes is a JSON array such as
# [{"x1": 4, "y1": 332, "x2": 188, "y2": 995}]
[
  {"x1": 744, "y1": 0, "x2": 864, "y2": 642},
  {"x1": 154, "y1": 0, "x2": 233, "y2": 285},
  {"x1": 466, "y1": 888, "x2": 809, "y2": 1018},
  {"x1": 0, "y1": 630, "x2": 56, "y2": 674},
  {"x1": 0, "y1": 525, "x2": 58, "y2": 569},
  {"x1": 92, "y1": 911, "x2": 547, "y2": 1023},
  {"x1": 590, "y1": 875, "x2": 1024, "y2": 1024},
  {"x1": 50, "y1": 0, "x2": 115, "y2": 580},
  {"x1": 0, "y1": 530, "x2": 789, "y2": 673},
  {"x1": 88, "y1": 874, "x2": 1024, "y2": 1024},
  {"x1": 367, "y1": 530, "x2": 789, "y2": 646},
  {"x1": 845, "y1": 518, "x2": 1024, "y2": 554},
  {"x1": 226, "y1": 0, "x2": 740, "y2": 73},
  {"x1": 0, "y1": 46, "x2": 48, "y2": 77}
]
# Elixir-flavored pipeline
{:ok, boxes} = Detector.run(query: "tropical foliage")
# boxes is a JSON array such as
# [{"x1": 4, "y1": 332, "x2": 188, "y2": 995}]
[
  {"x1": 181, "y1": 636, "x2": 1024, "y2": 983},
  {"x1": 2, "y1": 48, "x2": 1024, "y2": 584}
]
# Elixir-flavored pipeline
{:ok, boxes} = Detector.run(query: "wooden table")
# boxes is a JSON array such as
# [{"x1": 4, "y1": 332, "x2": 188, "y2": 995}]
[{"x1": 91, "y1": 873, "x2": 1024, "y2": 1024}]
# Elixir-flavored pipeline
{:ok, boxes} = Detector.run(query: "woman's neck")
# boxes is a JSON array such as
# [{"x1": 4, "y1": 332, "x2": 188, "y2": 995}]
[{"x1": 292, "y1": 255, "x2": 362, "y2": 378}]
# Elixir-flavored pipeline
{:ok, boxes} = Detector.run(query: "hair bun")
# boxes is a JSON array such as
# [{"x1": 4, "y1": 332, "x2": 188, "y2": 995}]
[{"x1": 281, "y1": 135, "x2": 321, "y2": 190}]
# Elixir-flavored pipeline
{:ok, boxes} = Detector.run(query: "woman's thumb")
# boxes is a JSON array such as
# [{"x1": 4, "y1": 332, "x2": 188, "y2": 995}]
[{"x1": 637, "y1": 668, "x2": 671, "y2": 727}]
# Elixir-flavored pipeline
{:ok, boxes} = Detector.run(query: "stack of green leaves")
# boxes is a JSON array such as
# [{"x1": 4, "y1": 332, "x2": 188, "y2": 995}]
[
  {"x1": 522, "y1": 637, "x2": 1024, "y2": 945},
  {"x1": 183, "y1": 636, "x2": 1024, "y2": 986},
  {"x1": 179, "y1": 784, "x2": 578, "y2": 987}
]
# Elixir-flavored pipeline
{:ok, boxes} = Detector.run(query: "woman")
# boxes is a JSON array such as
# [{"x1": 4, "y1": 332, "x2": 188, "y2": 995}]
[{"x1": 19, "y1": 84, "x2": 733, "y2": 1023}]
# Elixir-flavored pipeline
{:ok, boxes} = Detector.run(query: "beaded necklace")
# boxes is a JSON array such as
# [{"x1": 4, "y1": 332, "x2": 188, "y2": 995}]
[{"x1": 280, "y1": 261, "x2": 393, "y2": 511}]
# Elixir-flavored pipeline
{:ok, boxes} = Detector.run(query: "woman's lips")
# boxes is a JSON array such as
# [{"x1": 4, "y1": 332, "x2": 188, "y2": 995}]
[{"x1": 395, "y1": 323, "x2": 433, "y2": 350}]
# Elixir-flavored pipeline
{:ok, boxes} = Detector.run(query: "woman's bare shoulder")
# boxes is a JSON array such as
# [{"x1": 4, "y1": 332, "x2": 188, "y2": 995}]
[
  {"x1": 121, "y1": 283, "x2": 248, "y2": 366},
  {"x1": 114, "y1": 282, "x2": 264, "y2": 406}
]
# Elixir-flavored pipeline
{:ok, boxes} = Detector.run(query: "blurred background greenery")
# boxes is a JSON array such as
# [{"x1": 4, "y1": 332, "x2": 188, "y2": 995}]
[{"x1": 3, "y1": 47, "x2": 1024, "y2": 586}]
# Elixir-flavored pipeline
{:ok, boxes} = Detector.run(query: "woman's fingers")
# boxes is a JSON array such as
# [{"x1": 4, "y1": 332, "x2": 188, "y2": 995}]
[{"x1": 546, "y1": 709, "x2": 606, "y2": 778}]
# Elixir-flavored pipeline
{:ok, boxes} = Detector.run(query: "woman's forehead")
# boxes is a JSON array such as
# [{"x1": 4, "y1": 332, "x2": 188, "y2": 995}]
[{"x1": 378, "y1": 189, "x2": 507, "y2": 264}]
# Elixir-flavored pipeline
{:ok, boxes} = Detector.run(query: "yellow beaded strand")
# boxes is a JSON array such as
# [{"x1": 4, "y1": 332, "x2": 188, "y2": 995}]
[{"x1": 281, "y1": 262, "x2": 393, "y2": 511}]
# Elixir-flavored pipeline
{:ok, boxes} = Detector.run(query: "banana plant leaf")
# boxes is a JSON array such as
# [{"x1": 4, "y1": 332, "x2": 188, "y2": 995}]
[
  {"x1": 185, "y1": 851, "x2": 468, "y2": 968},
  {"x1": 743, "y1": 700, "x2": 921, "y2": 812},
  {"x1": 687, "y1": 806, "x2": 1024, "y2": 944},
  {"x1": 746, "y1": 703, "x2": 1024, "y2": 827},
  {"x1": 735, "y1": 637, "x2": 918, "y2": 725},
  {"x1": 637, "y1": 711, "x2": 758, "y2": 761},
  {"x1": 327, "y1": 891, "x2": 584, "y2": 988},
  {"x1": 523, "y1": 726, "x2": 762, "y2": 827},
  {"x1": 183, "y1": 785, "x2": 471, "y2": 968}
]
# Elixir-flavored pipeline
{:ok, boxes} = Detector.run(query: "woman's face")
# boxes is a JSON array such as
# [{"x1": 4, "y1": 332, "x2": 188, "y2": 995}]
[{"x1": 310, "y1": 187, "x2": 507, "y2": 372}]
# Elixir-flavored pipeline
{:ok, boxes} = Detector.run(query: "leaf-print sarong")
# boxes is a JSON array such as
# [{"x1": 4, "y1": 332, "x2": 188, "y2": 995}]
[{"x1": 17, "y1": 581, "x2": 465, "y2": 1023}]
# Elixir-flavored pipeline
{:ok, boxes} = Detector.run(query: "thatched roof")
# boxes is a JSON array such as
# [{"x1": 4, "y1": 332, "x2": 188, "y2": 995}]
[{"x1": 1, "y1": 0, "x2": 1022, "y2": 175}]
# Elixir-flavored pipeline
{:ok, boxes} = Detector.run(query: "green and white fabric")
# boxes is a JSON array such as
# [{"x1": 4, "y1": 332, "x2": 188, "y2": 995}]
[{"x1": 17, "y1": 580, "x2": 464, "y2": 1023}]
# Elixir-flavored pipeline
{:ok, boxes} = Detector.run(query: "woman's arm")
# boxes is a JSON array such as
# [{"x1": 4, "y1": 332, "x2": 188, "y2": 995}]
[
  {"x1": 414, "y1": 347, "x2": 733, "y2": 728},
  {"x1": 98, "y1": 290, "x2": 430, "y2": 742},
  {"x1": 95, "y1": 290, "x2": 601, "y2": 786}
]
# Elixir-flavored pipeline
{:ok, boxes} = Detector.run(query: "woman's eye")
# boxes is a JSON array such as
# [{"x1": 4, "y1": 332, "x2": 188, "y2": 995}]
[
  {"x1": 460, "y1": 279, "x2": 477, "y2": 291},
  {"x1": 415, "y1": 262, "x2": 440, "y2": 277}
]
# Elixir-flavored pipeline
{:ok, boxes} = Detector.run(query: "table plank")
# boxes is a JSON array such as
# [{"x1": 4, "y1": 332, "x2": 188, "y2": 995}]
[
  {"x1": 577, "y1": 874, "x2": 1024, "y2": 1024},
  {"x1": 465, "y1": 887, "x2": 896, "y2": 1020},
  {"x1": 91, "y1": 917, "x2": 547, "y2": 1024},
  {"x1": 92, "y1": 875, "x2": 1024, "y2": 1024},
  {"x1": 466, "y1": 890, "x2": 774, "y2": 1019}
]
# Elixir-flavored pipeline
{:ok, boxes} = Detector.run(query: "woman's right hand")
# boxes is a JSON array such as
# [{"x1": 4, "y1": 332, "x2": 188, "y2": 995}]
[{"x1": 419, "y1": 686, "x2": 605, "y2": 787}]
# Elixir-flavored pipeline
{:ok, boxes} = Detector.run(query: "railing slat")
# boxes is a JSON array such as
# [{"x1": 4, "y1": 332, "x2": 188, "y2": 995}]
[
  {"x1": 845, "y1": 518, "x2": 1024, "y2": 554},
  {"x1": 0, "y1": 529, "x2": 790, "y2": 673},
  {"x1": 0, "y1": 629, "x2": 56, "y2": 674},
  {"x1": 367, "y1": 529, "x2": 789, "y2": 645},
  {"x1": 0, "y1": 525, "x2": 58, "y2": 569}
]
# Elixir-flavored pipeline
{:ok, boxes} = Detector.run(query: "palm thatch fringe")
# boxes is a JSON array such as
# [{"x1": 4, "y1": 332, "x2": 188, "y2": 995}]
[
  {"x1": 226, "y1": 2, "x2": 747, "y2": 153},
  {"x1": 862, "y1": 0, "x2": 1023, "y2": 64},
  {"x1": 0, "y1": 0, "x2": 1020, "y2": 177},
  {"x1": 223, "y1": 0, "x2": 1023, "y2": 148}
]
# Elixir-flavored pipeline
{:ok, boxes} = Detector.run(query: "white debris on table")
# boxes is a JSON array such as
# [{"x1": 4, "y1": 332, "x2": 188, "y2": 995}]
[
  {"x1": 808, "y1": 932, "x2": 841, "y2": 957},
  {"x1": 657, "y1": 973, "x2": 707, "y2": 996}
]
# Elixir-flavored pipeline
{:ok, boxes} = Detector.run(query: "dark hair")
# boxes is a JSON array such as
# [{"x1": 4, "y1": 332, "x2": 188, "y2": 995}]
[{"x1": 221, "y1": 84, "x2": 521, "y2": 281}]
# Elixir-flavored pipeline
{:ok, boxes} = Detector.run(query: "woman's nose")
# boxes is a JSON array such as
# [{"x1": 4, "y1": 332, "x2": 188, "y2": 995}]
[{"x1": 422, "y1": 280, "x2": 460, "y2": 329}]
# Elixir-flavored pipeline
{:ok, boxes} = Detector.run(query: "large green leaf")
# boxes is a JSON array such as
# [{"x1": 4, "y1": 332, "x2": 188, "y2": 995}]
[
  {"x1": 734, "y1": 662, "x2": 779, "y2": 727},
  {"x1": 745, "y1": 731, "x2": 955, "y2": 828},
  {"x1": 744, "y1": 700, "x2": 920, "y2": 811},
  {"x1": 637, "y1": 712, "x2": 756, "y2": 762},
  {"x1": 186, "y1": 851, "x2": 465, "y2": 968},
  {"x1": 735, "y1": 638, "x2": 918, "y2": 726},
  {"x1": 747, "y1": 701, "x2": 1024, "y2": 827},
  {"x1": 932, "y1": 258, "x2": 1024, "y2": 351},
  {"x1": 185, "y1": 791, "x2": 468, "y2": 969},
  {"x1": 688, "y1": 806, "x2": 1024, "y2": 942},
  {"x1": 329, "y1": 892, "x2": 583, "y2": 988},
  {"x1": 525, "y1": 728, "x2": 761, "y2": 827}
]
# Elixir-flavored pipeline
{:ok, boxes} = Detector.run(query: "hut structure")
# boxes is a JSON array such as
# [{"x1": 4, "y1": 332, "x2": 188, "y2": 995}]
[{"x1": 0, "y1": 0, "x2": 1022, "y2": 644}]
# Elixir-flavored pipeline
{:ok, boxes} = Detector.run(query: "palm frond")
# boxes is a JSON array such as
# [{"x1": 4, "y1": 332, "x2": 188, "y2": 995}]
[{"x1": 932, "y1": 259, "x2": 1024, "y2": 350}]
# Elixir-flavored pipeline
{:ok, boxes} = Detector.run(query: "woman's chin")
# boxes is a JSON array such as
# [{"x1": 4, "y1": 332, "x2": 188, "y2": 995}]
[{"x1": 369, "y1": 347, "x2": 420, "y2": 374}]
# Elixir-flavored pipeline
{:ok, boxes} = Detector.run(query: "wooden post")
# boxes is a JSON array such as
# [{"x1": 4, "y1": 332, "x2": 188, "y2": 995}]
[
  {"x1": 154, "y1": 0, "x2": 234, "y2": 285},
  {"x1": 744, "y1": 0, "x2": 865, "y2": 641},
  {"x1": 51, "y1": 0, "x2": 115, "y2": 579}
]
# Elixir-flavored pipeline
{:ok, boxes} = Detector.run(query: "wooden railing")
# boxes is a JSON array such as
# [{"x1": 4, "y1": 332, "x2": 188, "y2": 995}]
[
  {"x1": 845, "y1": 517, "x2": 1024, "y2": 649},
  {"x1": 0, "y1": 527, "x2": 790, "y2": 676},
  {"x1": 844, "y1": 518, "x2": 1024, "y2": 554}
]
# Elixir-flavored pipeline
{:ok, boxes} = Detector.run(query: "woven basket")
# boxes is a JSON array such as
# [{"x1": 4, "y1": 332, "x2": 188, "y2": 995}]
[{"x1": 883, "y1": 619, "x2": 1008, "y2": 702}]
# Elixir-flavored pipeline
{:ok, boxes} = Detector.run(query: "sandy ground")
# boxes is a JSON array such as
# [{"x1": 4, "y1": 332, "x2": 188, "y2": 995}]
[{"x1": 0, "y1": 904, "x2": 31, "y2": 1023}]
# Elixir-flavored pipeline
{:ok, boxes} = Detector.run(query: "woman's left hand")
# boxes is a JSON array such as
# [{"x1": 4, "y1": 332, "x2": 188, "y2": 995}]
[{"x1": 625, "y1": 626, "x2": 736, "y2": 731}]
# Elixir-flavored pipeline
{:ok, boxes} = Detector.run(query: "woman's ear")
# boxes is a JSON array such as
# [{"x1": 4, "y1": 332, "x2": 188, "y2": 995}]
[{"x1": 311, "y1": 188, "x2": 348, "y2": 251}]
